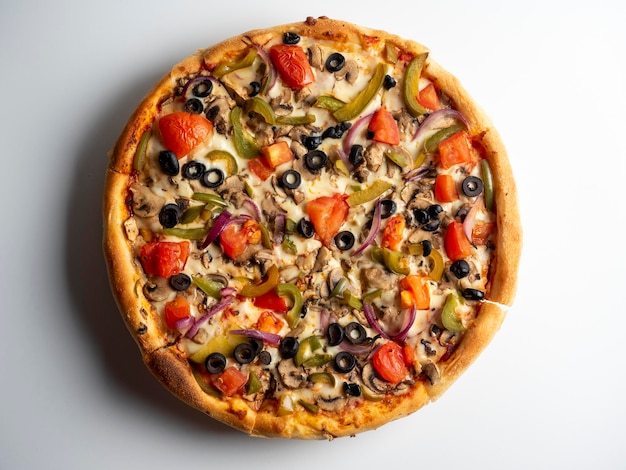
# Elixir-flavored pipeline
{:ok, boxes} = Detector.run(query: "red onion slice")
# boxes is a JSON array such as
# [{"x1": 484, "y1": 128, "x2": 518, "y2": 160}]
[
  {"x1": 389, "y1": 305, "x2": 417, "y2": 342},
  {"x1": 229, "y1": 329, "x2": 281, "y2": 347},
  {"x1": 253, "y1": 44, "x2": 277, "y2": 93},
  {"x1": 352, "y1": 198, "x2": 382, "y2": 256},
  {"x1": 403, "y1": 165, "x2": 430, "y2": 182},
  {"x1": 343, "y1": 112, "x2": 374, "y2": 154},
  {"x1": 200, "y1": 210, "x2": 232, "y2": 249},
  {"x1": 243, "y1": 198, "x2": 262, "y2": 221},
  {"x1": 412, "y1": 109, "x2": 469, "y2": 143},
  {"x1": 363, "y1": 302, "x2": 390, "y2": 340},
  {"x1": 463, "y1": 195, "x2": 483, "y2": 242},
  {"x1": 173, "y1": 316, "x2": 195, "y2": 335},
  {"x1": 363, "y1": 302, "x2": 417, "y2": 342},
  {"x1": 185, "y1": 292, "x2": 235, "y2": 339},
  {"x1": 274, "y1": 213, "x2": 286, "y2": 245}
]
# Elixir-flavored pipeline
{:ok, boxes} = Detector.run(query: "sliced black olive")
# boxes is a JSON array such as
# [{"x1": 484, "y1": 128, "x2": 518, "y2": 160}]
[
  {"x1": 282, "y1": 32, "x2": 300, "y2": 44},
  {"x1": 343, "y1": 382, "x2": 362, "y2": 397},
  {"x1": 383, "y1": 74, "x2": 397, "y2": 89},
  {"x1": 345, "y1": 322, "x2": 367, "y2": 345},
  {"x1": 191, "y1": 78, "x2": 213, "y2": 98},
  {"x1": 422, "y1": 219, "x2": 440, "y2": 232},
  {"x1": 334, "y1": 231, "x2": 355, "y2": 251},
  {"x1": 348, "y1": 144, "x2": 364, "y2": 167},
  {"x1": 249, "y1": 338, "x2": 264, "y2": 356},
  {"x1": 182, "y1": 161, "x2": 206, "y2": 180},
  {"x1": 322, "y1": 125, "x2": 349, "y2": 140},
  {"x1": 159, "y1": 204, "x2": 182, "y2": 228},
  {"x1": 205, "y1": 105, "x2": 219, "y2": 121},
  {"x1": 334, "y1": 351, "x2": 356, "y2": 373},
  {"x1": 184, "y1": 98, "x2": 204, "y2": 114},
  {"x1": 158, "y1": 150, "x2": 179, "y2": 176},
  {"x1": 325, "y1": 52, "x2": 345, "y2": 72},
  {"x1": 303, "y1": 134, "x2": 323, "y2": 150},
  {"x1": 461, "y1": 176, "x2": 484, "y2": 197},
  {"x1": 326, "y1": 323, "x2": 345, "y2": 346},
  {"x1": 279, "y1": 336, "x2": 299, "y2": 359},
  {"x1": 234, "y1": 343, "x2": 256, "y2": 364},
  {"x1": 169, "y1": 273, "x2": 191, "y2": 291},
  {"x1": 304, "y1": 150, "x2": 328, "y2": 172},
  {"x1": 205, "y1": 352, "x2": 226, "y2": 374},
  {"x1": 249, "y1": 81, "x2": 261, "y2": 97},
  {"x1": 280, "y1": 169, "x2": 301, "y2": 190},
  {"x1": 462, "y1": 288, "x2": 485, "y2": 301},
  {"x1": 428, "y1": 204, "x2": 443, "y2": 218},
  {"x1": 201, "y1": 168, "x2": 225, "y2": 188},
  {"x1": 413, "y1": 208, "x2": 431, "y2": 225},
  {"x1": 421, "y1": 240, "x2": 433, "y2": 257},
  {"x1": 258, "y1": 350, "x2": 272, "y2": 365},
  {"x1": 297, "y1": 218, "x2": 315, "y2": 238},
  {"x1": 380, "y1": 199, "x2": 397, "y2": 219},
  {"x1": 450, "y1": 259, "x2": 471, "y2": 279}
]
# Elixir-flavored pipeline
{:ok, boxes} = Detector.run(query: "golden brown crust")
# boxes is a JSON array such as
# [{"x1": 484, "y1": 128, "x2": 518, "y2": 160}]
[{"x1": 104, "y1": 16, "x2": 521, "y2": 439}]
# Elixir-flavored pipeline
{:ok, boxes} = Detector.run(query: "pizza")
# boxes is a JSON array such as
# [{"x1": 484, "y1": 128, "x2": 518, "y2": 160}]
[{"x1": 103, "y1": 16, "x2": 521, "y2": 439}]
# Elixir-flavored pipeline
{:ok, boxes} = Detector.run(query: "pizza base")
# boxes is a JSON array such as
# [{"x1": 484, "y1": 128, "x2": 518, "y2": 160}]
[{"x1": 103, "y1": 16, "x2": 521, "y2": 439}]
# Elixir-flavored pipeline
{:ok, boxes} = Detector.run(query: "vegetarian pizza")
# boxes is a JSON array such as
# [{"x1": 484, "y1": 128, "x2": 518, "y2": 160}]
[{"x1": 103, "y1": 16, "x2": 521, "y2": 439}]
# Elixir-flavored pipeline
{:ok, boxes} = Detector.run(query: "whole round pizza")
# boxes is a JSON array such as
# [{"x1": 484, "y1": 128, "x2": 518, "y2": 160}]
[{"x1": 103, "y1": 16, "x2": 521, "y2": 439}]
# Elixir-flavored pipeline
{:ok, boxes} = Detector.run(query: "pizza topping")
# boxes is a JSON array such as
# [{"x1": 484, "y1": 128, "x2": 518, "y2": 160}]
[
  {"x1": 158, "y1": 112, "x2": 213, "y2": 159},
  {"x1": 205, "y1": 352, "x2": 227, "y2": 374},
  {"x1": 269, "y1": 44, "x2": 315, "y2": 90},
  {"x1": 325, "y1": 52, "x2": 345, "y2": 73},
  {"x1": 158, "y1": 150, "x2": 180, "y2": 176}
]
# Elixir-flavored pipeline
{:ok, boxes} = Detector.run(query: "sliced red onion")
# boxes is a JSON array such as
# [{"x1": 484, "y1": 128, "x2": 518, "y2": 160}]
[
  {"x1": 274, "y1": 213, "x2": 286, "y2": 245},
  {"x1": 200, "y1": 210, "x2": 232, "y2": 249},
  {"x1": 363, "y1": 302, "x2": 390, "y2": 340},
  {"x1": 412, "y1": 109, "x2": 469, "y2": 143},
  {"x1": 336, "y1": 147, "x2": 353, "y2": 171},
  {"x1": 352, "y1": 198, "x2": 382, "y2": 256},
  {"x1": 318, "y1": 308, "x2": 331, "y2": 334},
  {"x1": 229, "y1": 329, "x2": 282, "y2": 347},
  {"x1": 173, "y1": 316, "x2": 195, "y2": 335},
  {"x1": 185, "y1": 290, "x2": 235, "y2": 339},
  {"x1": 389, "y1": 305, "x2": 417, "y2": 342},
  {"x1": 403, "y1": 165, "x2": 430, "y2": 182},
  {"x1": 243, "y1": 198, "x2": 262, "y2": 221},
  {"x1": 363, "y1": 302, "x2": 417, "y2": 342},
  {"x1": 463, "y1": 195, "x2": 483, "y2": 242},
  {"x1": 253, "y1": 44, "x2": 277, "y2": 93},
  {"x1": 343, "y1": 112, "x2": 374, "y2": 154},
  {"x1": 220, "y1": 287, "x2": 237, "y2": 297}
]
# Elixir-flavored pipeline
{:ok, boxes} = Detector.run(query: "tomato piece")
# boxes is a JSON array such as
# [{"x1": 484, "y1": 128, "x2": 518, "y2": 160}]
[
  {"x1": 444, "y1": 221, "x2": 474, "y2": 261},
  {"x1": 434, "y1": 174, "x2": 459, "y2": 203},
  {"x1": 305, "y1": 193, "x2": 349, "y2": 247},
  {"x1": 417, "y1": 83, "x2": 440, "y2": 111},
  {"x1": 261, "y1": 141, "x2": 294, "y2": 169},
  {"x1": 164, "y1": 296, "x2": 191, "y2": 329},
  {"x1": 472, "y1": 222, "x2": 495, "y2": 246},
  {"x1": 212, "y1": 367, "x2": 247, "y2": 397},
  {"x1": 372, "y1": 342, "x2": 408, "y2": 385},
  {"x1": 248, "y1": 157, "x2": 274, "y2": 181},
  {"x1": 402, "y1": 342, "x2": 415, "y2": 367},
  {"x1": 381, "y1": 214, "x2": 405, "y2": 251},
  {"x1": 399, "y1": 274, "x2": 430, "y2": 310},
  {"x1": 253, "y1": 290, "x2": 288, "y2": 313},
  {"x1": 269, "y1": 44, "x2": 315, "y2": 89},
  {"x1": 368, "y1": 107, "x2": 400, "y2": 145},
  {"x1": 438, "y1": 131, "x2": 472, "y2": 169},
  {"x1": 255, "y1": 310, "x2": 284, "y2": 335},
  {"x1": 220, "y1": 219, "x2": 262, "y2": 259},
  {"x1": 139, "y1": 241, "x2": 189, "y2": 278},
  {"x1": 158, "y1": 112, "x2": 213, "y2": 159}
]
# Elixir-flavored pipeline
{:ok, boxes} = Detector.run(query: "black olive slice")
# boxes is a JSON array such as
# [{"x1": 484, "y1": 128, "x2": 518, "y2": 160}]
[
  {"x1": 280, "y1": 169, "x2": 301, "y2": 190},
  {"x1": 450, "y1": 259, "x2": 471, "y2": 279},
  {"x1": 334, "y1": 231, "x2": 355, "y2": 251},
  {"x1": 159, "y1": 204, "x2": 182, "y2": 228},
  {"x1": 413, "y1": 208, "x2": 430, "y2": 225},
  {"x1": 205, "y1": 352, "x2": 226, "y2": 374},
  {"x1": 383, "y1": 74, "x2": 397, "y2": 89},
  {"x1": 343, "y1": 382, "x2": 362, "y2": 397},
  {"x1": 297, "y1": 218, "x2": 315, "y2": 238},
  {"x1": 344, "y1": 322, "x2": 367, "y2": 344},
  {"x1": 158, "y1": 150, "x2": 180, "y2": 176},
  {"x1": 322, "y1": 125, "x2": 342, "y2": 139},
  {"x1": 234, "y1": 343, "x2": 256, "y2": 364},
  {"x1": 257, "y1": 350, "x2": 272, "y2": 365},
  {"x1": 184, "y1": 98, "x2": 204, "y2": 114},
  {"x1": 249, "y1": 338, "x2": 264, "y2": 356},
  {"x1": 279, "y1": 336, "x2": 299, "y2": 359},
  {"x1": 191, "y1": 78, "x2": 213, "y2": 98},
  {"x1": 282, "y1": 32, "x2": 300, "y2": 44},
  {"x1": 348, "y1": 144, "x2": 364, "y2": 167},
  {"x1": 422, "y1": 219, "x2": 440, "y2": 232},
  {"x1": 249, "y1": 81, "x2": 261, "y2": 97},
  {"x1": 462, "y1": 288, "x2": 485, "y2": 301},
  {"x1": 421, "y1": 240, "x2": 433, "y2": 257},
  {"x1": 380, "y1": 199, "x2": 397, "y2": 219},
  {"x1": 326, "y1": 323, "x2": 345, "y2": 346},
  {"x1": 428, "y1": 204, "x2": 443, "y2": 218},
  {"x1": 304, "y1": 150, "x2": 328, "y2": 173},
  {"x1": 334, "y1": 351, "x2": 356, "y2": 373},
  {"x1": 461, "y1": 176, "x2": 484, "y2": 197},
  {"x1": 201, "y1": 168, "x2": 225, "y2": 188},
  {"x1": 169, "y1": 273, "x2": 191, "y2": 291},
  {"x1": 303, "y1": 135, "x2": 323, "y2": 150},
  {"x1": 182, "y1": 161, "x2": 206, "y2": 180},
  {"x1": 325, "y1": 52, "x2": 345, "y2": 72}
]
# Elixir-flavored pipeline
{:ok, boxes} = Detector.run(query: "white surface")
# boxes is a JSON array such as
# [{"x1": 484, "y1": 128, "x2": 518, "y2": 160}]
[{"x1": 2, "y1": 1, "x2": 625, "y2": 468}]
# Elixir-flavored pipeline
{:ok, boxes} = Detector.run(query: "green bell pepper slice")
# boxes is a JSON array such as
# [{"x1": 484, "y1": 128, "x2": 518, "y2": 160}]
[
  {"x1": 245, "y1": 97, "x2": 316, "y2": 126},
  {"x1": 481, "y1": 159, "x2": 495, "y2": 211},
  {"x1": 441, "y1": 293, "x2": 465, "y2": 332},
  {"x1": 240, "y1": 265, "x2": 280, "y2": 298},
  {"x1": 423, "y1": 123, "x2": 465, "y2": 154},
  {"x1": 276, "y1": 282, "x2": 304, "y2": 328},
  {"x1": 347, "y1": 180, "x2": 393, "y2": 207},
  {"x1": 333, "y1": 63, "x2": 387, "y2": 122},
  {"x1": 192, "y1": 192, "x2": 228, "y2": 207},
  {"x1": 297, "y1": 399, "x2": 319, "y2": 415},
  {"x1": 230, "y1": 106, "x2": 260, "y2": 159},
  {"x1": 314, "y1": 94, "x2": 346, "y2": 111},
  {"x1": 162, "y1": 227, "x2": 209, "y2": 240},
  {"x1": 403, "y1": 53, "x2": 429, "y2": 118},
  {"x1": 246, "y1": 371, "x2": 262, "y2": 395},
  {"x1": 308, "y1": 372, "x2": 336, "y2": 386},
  {"x1": 205, "y1": 149, "x2": 238, "y2": 175},
  {"x1": 179, "y1": 204, "x2": 205, "y2": 225},
  {"x1": 192, "y1": 276, "x2": 223, "y2": 299},
  {"x1": 372, "y1": 247, "x2": 410, "y2": 275},
  {"x1": 213, "y1": 48, "x2": 257, "y2": 78},
  {"x1": 342, "y1": 290, "x2": 363, "y2": 310},
  {"x1": 133, "y1": 129, "x2": 151, "y2": 171},
  {"x1": 294, "y1": 335, "x2": 322, "y2": 367}
]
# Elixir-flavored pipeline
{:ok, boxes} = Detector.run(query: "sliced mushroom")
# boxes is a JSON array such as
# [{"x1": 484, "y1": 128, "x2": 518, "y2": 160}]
[
  {"x1": 217, "y1": 175, "x2": 247, "y2": 208},
  {"x1": 334, "y1": 59, "x2": 358, "y2": 84},
  {"x1": 130, "y1": 183, "x2": 165, "y2": 218},
  {"x1": 361, "y1": 363, "x2": 392, "y2": 395},
  {"x1": 364, "y1": 142, "x2": 385, "y2": 172},
  {"x1": 312, "y1": 246, "x2": 332, "y2": 273},
  {"x1": 307, "y1": 44, "x2": 324, "y2": 71},
  {"x1": 277, "y1": 359, "x2": 308, "y2": 389},
  {"x1": 270, "y1": 88, "x2": 293, "y2": 116},
  {"x1": 361, "y1": 267, "x2": 397, "y2": 291},
  {"x1": 142, "y1": 277, "x2": 171, "y2": 302},
  {"x1": 205, "y1": 96, "x2": 232, "y2": 134},
  {"x1": 420, "y1": 361, "x2": 440, "y2": 385},
  {"x1": 316, "y1": 394, "x2": 347, "y2": 412},
  {"x1": 123, "y1": 217, "x2": 139, "y2": 242}
]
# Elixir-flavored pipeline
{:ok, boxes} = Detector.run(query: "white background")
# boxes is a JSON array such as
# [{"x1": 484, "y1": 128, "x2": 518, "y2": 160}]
[{"x1": 2, "y1": 1, "x2": 625, "y2": 468}]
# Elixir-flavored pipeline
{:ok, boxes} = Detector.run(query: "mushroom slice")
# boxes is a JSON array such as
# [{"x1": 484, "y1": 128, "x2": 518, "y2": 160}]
[
  {"x1": 130, "y1": 183, "x2": 165, "y2": 218},
  {"x1": 420, "y1": 361, "x2": 440, "y2": 385},
  {"x1": 142, "y1": 276, "x2": 171, "y2": 302},
  {"x1": 277, "y1": 359, "x2": 308, "y2": 389}
]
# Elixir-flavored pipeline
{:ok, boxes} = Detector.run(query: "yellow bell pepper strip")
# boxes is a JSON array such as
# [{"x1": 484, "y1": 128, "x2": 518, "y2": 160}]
[
  {"x1": 403, "y1": 53, "x2": 429, "y2": 118},
  {"x1": 162, "y1": 226, "x2": 210, "y2": 240},
  {"x1": 205, "y1": 149, "x2": 238, "y2": 175},
  {"x1": 276, "y1": 282, "x2": 303, "y2": 328},
  {"x1": 239, "y1": 265, "x2": 279, "y2": 298},
  {"x1": 441, "y1": 293, "x2": 465, "y2": 332},
  {"x1": 314, "y1": 94, "x2": 346, "y2": 111},
  {"x1": 212, "y1": 48, "x2": 257, "y2": 78},
  {"x1": 481, "y1": 159, "x2": 495, "y2": 211},
  {"x1": 333, "y1": 63, "x2": 387, "y2": 122},
  {"x1": 133, "y1": 129, "x2": 151, "y2": 171},
  {"x1": 347, "y1": 180, "x2": 393, "y2": 207},
  {"x1": 192, "y1": 276, "x2": 223, "y2": 300},
  {"x1": 230, "y1": 106, "x2": 260, "y2": 159}
]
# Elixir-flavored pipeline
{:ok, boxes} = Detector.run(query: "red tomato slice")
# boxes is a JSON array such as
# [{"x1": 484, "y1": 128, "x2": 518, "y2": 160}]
[
  {"x1": 248, "y1": 157, "x2": 274, "y2": 181},
  {"x1": 434, "y1": 174, "x2": 459, "y2": 203},
  {"x1": 269, "y1": 44, "x2": 315, "y2": 89},
  {"x1": 368, "y1": 107, "x2": 400, "y2": 145},
  {"x1": 255, "y1": 310, "x2": 284, "y2": 335},
  {"x1": 381, "y1": 214, "x2": 405, "y2": 251},
  {"x1": 139, "y1": 241, "x2": 189, "y2": 278},
  {"x1": 164, "y1": 296, "x2": 191, "y2": 329},
  {"x1": 212, "y1": 367, "x2": 247, "y2": 397},
  {"x1": 444, "y1": 221, "x2": 474, "y2": 261},
  {"x1": 399, "y1": 274, "x2": 430, "y2": 310},
  {"x1": 438, "y1": 131, "x2": 472, "y2": 169},
  {"x1": 253, "y1": 290, "x2": 289, "y2": 313},
  {"x1": 305, "y1": 193, "x2": 349, "y2": 247},
  {"x1": 158, "y1": 112, "x2": 213, "y2": 159},
  {"x1": 372, "y1": 342, "x2": 408, "y2": 385},
  {"x1": 220, "y1": 219, "x2": 262, "y2": 259},
  {"x1": 417, "y1": 83, "x2": 440, "y2": 111},
  {"x1": 261, "y1": 141, "x2": 294, "y2": 169},
  {"x1": 472, "y1": 222, "x2": 495, "y2": 246}
]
